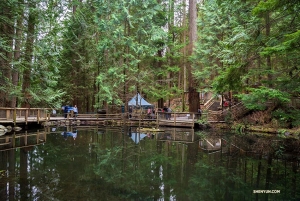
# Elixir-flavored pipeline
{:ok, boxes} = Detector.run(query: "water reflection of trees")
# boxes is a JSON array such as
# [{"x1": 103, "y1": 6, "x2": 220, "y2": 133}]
[
  {"x1": 1, "y1": 127, "x2": 300, "y2": 200},
  {"x1": 93, "y1": 129, "x2": 300, "y2": 200}
]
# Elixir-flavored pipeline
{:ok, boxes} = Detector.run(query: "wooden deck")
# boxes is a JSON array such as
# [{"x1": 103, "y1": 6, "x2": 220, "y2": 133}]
[{"x1": 0, "y1": 107, "x2": 223, "y2": 128}]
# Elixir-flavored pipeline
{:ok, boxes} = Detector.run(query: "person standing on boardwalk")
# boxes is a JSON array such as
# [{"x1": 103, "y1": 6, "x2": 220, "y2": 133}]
[
  {"x1": 63, "y1": 105, "x2": 69, "y2": 118},
  {"x1": 167, "y1": 107, "x2": 172, "y2": 120},
  {"x1": 163, "y1": 106, "x2": 168, "y2": 119},
  {"x1": 128, "y1": 106, "x2": 133, "y2": 118},
  {"x1": 73, "y1": 105, "x2": 78, "y2": 118},
  {"x1": 198, "y1": 108, "x2": 202, "y2": 120}
]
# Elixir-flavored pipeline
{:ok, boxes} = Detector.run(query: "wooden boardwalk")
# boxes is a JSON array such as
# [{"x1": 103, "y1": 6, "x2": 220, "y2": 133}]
[{"x1": 0, "y1": 107, "x2": 222, "y2": 128}]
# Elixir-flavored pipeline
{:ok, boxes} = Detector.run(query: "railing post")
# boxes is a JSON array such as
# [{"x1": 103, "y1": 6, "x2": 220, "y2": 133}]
[
  {"x1": 37, "y1": 109, "x2": 40, "y2": 124},
  {"x1": 192, "y1": 129, "x2": 194, "y2": 142},
  {"x1": 192, "y1": 112, "x2": 194, "y2": 129},
  {"x1": 25, "y1": 109, "x2": 28, "y2": 125},
  {"x1": 13, "y1": 108, "x2": 16, "y2": 126},
  {"x1": 156, "y1": 111, "x2": 159, "y2": 128},
  {"x1": 6, "y1": 109, "x2": 9, "y2": 120},
  {"x1": 174, "y1": 112, "x2": 176, "y2": 127}
]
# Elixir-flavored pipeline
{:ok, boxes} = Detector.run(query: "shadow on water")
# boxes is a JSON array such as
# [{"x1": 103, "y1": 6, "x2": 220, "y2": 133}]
[{"x1": 0, "y1": 126, "x2": 299, "y2": 200}]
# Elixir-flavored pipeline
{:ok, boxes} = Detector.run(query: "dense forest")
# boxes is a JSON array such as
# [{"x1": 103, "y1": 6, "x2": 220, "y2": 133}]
[{"x1": 0, "y1": 0, "x2": 299, "y2": 127}]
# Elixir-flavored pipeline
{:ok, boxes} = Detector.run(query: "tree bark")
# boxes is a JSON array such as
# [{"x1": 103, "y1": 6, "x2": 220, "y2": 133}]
[
  {"x1": 0, "y1": 2, "x2": 13, "y2": 107},
  {"x1": 11, "y1": 0, "x2": 24, "y2": 107},
  {"x1": 21, "y1": 2, "x2": 36, "y2": 107},
  {"x1": 188, "y1": 0, "x2": 199, "y2": 112},
  {"x1": 265, "y1": 12, "x2": 272, "y2": 88}
]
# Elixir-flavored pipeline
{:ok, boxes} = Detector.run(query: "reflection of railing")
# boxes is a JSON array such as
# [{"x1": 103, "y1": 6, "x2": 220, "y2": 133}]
[
  {"x1": 156, "y1": 112, "x2": 201, "y2": 128},
  {"x1": 0, "y1": 130, "x2": 48, "y2": 151},
  {"x1": 199, "y1": 138, "x2": 222, "y2": 151},
  {"x1": 0, "y1": 107, "x2": 49, "y2": 125},
  {"x1": 156, "y1": 128, "x2": 195, "y2": 142}
]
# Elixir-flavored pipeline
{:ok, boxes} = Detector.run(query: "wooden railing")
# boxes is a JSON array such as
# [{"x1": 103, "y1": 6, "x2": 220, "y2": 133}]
[
  {"x1": 203, "y1": 97, "x2": 216, "y2": 110},
  {"x1": 0, "y1": 107, "x2": 209, "y2": 128},
  {"x1": 0, "y1": 107, "x2": 49, "y2": 125},
  {"x1": 156, "y1": 112, "x2": 202, "y2": 128}
]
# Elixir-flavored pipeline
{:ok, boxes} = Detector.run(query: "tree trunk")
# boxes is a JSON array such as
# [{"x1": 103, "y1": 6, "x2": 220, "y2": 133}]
[
  {"x1": 0, "y1": 2, "x2": 13, "y2": 107},
  {"x1": 157, "y1": 48, "x2": 164, "y2": 108},
  {"x1": 11, "y1": 0, "x2": 24, "y2": 107},
  {"x1": 188, "y1": 0, "x2": 199, "y2": 112},
  {"x1": 265, "y1": 12, "x2": 272, "y2": 87},
  {"x1": 21, "y1": 2, "x2": 36, "y2": 107}
]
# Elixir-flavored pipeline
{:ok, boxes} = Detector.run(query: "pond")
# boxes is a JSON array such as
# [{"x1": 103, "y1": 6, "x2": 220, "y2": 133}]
[{"x1": 0, "y1": 126, "x2": 299, "y2": 200}]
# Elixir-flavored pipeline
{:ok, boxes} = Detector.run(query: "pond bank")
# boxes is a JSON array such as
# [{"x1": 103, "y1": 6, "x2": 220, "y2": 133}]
[{"x1": 211, "y1": 121, "x2": 300, "y2": 139}]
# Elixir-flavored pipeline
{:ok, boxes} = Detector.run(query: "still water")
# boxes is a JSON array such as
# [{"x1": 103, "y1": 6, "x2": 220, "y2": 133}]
[{"x1": 0, "y1": 126, "x2": 299, "y2": 201}]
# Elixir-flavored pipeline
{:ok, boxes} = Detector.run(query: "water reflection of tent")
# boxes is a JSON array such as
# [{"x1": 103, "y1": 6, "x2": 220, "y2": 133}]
[
  {"x1": 128, "y1": 93, "x2": 153, "y2": 108},
  {"x1": 131, "y1": 133, "x2": 147, "y2": 144}
]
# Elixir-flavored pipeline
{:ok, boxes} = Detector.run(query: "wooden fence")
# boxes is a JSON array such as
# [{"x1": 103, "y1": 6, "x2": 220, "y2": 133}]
[
  {"x1": 0, "y1": 107, "x2": 49, "y2": 125},
  {"x1": 0, "y1": 107, "x2": 211, "y2": 128}
]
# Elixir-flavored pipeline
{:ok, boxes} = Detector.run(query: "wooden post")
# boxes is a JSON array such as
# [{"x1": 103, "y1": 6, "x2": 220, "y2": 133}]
[
  {"x1": 37, "y1": 109, "x2": 40, "y2": 124},
  {"x1": 156, "y1": 111, "x2": 159, "y2": 128},
  {"x1": 192, "y1": 112, "x2": 194, "y2": 129},
  {"x1": 25, "y1": 109, "x2": 28, "y2": 125},
  {"x1": 192, "y1": 129, "x2": 194, "y2": 142},
  {"x1": 13, "y1": 108, "x2": 16, "y2": 126},
  {"x1": 174, "y1": 112, "x2": 176, "y2": 127},
  {"x1": 6, "y1": 109, "x2": 10, "y2": 120},
  {"x1": 173, "y1": 127, "x2": 176, "y2": 140}
]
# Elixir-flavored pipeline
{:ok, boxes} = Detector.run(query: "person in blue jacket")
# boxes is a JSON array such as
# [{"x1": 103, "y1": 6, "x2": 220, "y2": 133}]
[{"x1": 63, "y1": 105, "x2": 69, "y2": 118}]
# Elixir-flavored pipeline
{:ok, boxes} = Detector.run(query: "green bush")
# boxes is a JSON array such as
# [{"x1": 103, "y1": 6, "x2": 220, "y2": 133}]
[{"x1": 272, "y1": 108, "x2": 300, "y2": 128}]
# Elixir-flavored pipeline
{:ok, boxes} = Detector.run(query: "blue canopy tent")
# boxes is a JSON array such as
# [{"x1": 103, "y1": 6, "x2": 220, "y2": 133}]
[{"x1": 128, "y1": 93, "x2": 153, "y2": 109}]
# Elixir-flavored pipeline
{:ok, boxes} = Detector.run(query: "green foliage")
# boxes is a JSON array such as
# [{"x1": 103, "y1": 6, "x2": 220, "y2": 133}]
[
  {"x1": 0, "y1": 0, "x2": 299, "y2": 115},
  {"x1": 212, "y1": 65, "x2": 245, "y2": 93},
  {"x1": 273, "y1": 108, "x2": 300, "y2": 128},
  {"x1": 252, "y1": 0, "x2": 281, "y2": 15},
  {"x1": 224, "y1": 110, "x2": 233, "y2": 125},
  {"x1": 237, "y1": 86, "x2": 290, "y2": 110},
  {"x1": 232, "y1": 123, "x2": 246, "y2": 135},
  {"x1": 193, "y1": 0, "x2": 260, "y2": 93}
]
